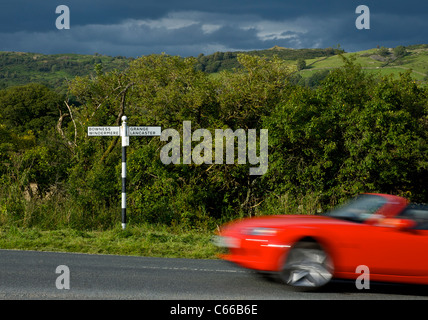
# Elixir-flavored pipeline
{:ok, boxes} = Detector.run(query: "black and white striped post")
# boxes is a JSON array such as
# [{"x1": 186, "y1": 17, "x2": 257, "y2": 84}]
[
  {"x1": 120, "y1": 116, "x2": 129, "y2": 230},
  {"x1": 87, "y1": 117, "x2": 161, "y2": 230}
]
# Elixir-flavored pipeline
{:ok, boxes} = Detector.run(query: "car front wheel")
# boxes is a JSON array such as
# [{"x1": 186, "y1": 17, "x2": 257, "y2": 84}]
[{"x1": 280, "y1": 242, "x2": 333, "y2": 289}]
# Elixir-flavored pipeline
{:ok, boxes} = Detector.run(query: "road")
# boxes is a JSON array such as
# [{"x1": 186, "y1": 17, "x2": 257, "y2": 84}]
[{"x1": 0, "y1": 249, "x2": 427, "y2": 301}]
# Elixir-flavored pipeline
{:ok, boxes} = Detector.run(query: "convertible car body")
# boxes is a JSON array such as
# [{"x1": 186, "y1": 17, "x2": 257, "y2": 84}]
[{"x1": 214, "y1": 193, "x2": 428, "y2": 288}]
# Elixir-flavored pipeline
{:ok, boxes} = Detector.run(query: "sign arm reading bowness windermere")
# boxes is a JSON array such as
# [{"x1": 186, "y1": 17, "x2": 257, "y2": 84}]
[{"x1": 88, "y1": 116, "x2": 161, "y2": 229}]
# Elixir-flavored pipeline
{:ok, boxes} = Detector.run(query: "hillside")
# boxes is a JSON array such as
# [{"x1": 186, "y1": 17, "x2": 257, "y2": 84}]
[
  {"x1": 0, "y1": 45, "x2": 427, "y2": 92},
  {"x1": 197, "y1": 44, "x2": 428, "y2": 86},
  {"x1": 194, "y1": 46, "x2": 344, "y2": 73},
  {"x1": 0, "y1": 51, "x2": 133, "y2": 92},
  {"x1": 0, "y1": 47, "x2": 342, "y2": 91},
  {"x1": 300, "y1": 44, "x2": 428, "y2": 83}
]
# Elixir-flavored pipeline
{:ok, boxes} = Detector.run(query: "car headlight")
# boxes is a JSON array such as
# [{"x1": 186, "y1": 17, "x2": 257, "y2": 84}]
[
  {"x1": 243, "y1": 227, "x2": 278, "y2": 236},
  {"x1": 212, "y1": 236, "x2": 241, "y2": 248}
]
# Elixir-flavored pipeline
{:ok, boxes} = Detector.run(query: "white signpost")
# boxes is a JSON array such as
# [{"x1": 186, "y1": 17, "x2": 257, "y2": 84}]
[{"x1": 88, "y1": 116, "x2": 161, "y2": 229}]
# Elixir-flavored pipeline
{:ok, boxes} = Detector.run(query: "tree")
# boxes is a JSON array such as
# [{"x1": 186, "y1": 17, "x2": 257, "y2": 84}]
[
  {"x1": 0, "y1": 83, "x2": 74, "y2": 205},
  {"x1": 296, "y1": 58, "x2": 306, "y2": 71},
  {"x1": 377, "y1": 46, "x2": 390, "y2": 57},
  {"x1": 393, "y1": 45, "x2": 407, "y2": 58},
  {"x1": 264, "y1": 56, "x2": 428, "y2": 212},
  {"x1": 0, "y1": 83, "x2": 65, "y2": 138}
]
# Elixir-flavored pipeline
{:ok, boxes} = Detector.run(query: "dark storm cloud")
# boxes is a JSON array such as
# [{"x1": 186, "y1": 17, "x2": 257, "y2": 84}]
[{"x1": 0, "y1": 0, "x2": 426, "y2": 56}]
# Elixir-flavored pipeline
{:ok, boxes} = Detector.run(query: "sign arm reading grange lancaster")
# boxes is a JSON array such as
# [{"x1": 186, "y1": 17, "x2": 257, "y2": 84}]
[
  {"x1": 128, "y1": 126, "x2": 162, "y2": 136},
  {"x1": 87, "y1": 116, "x2": 161, "y2": 229}
]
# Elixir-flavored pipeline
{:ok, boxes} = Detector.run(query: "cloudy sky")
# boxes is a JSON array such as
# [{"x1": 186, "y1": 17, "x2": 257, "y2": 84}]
[{"x1": 0, "y1": 0, "x2": 427, "y2": 57}]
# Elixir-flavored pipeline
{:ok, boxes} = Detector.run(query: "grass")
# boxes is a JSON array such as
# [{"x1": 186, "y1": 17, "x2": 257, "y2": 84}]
[{"x1": 0, "y1": 223, "x2": 220, "y2": 260}]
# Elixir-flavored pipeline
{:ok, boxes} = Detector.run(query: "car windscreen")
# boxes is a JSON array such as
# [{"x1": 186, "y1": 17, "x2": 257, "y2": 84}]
[{"x1": 322, "y1": 194, "x2": 387, "y2": 223}]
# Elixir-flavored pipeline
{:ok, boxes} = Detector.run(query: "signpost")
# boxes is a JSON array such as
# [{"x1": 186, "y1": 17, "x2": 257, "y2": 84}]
[{"x1": 88, "y1": 116, "x2": 161, "y2": 229}]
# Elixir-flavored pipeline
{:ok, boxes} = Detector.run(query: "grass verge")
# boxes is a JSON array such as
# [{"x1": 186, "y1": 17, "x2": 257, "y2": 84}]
[{"x1": 0, "y1": 224, "x2": 220, "y2": 260}]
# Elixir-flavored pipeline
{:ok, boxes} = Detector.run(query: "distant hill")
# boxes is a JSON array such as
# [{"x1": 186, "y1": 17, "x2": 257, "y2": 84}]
[
  {"x1": 0, "y1": 44, "x2": 427, "y2": 92},
  {"x1": 194, "y1": 46, "x2": 344, "y2": 73},
  {"x1": 0, "y1": 52, "x2": 133, "y2": 92},
  {"x1": 299, "y1": 44, "x2": 428, "y2": 84}
]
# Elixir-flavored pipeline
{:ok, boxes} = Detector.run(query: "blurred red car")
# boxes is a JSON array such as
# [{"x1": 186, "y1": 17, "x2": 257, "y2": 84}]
[{"x1": 214, "y1": 193, "x2": 428, "y2": 288}]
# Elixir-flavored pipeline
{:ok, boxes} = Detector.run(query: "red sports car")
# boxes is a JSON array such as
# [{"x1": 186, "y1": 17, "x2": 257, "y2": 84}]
[{"x1": 214, "y1": 193, "x2": 428, "y2": 289}]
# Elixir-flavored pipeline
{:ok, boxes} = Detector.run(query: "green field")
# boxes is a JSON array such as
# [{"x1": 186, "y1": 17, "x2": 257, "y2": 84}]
[{"x1": 301, "y1": 47, "x2": 428, "y2": 81}]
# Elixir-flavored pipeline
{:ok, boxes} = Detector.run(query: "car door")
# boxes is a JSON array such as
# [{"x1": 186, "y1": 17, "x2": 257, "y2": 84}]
[{"x1": 358, "y1": 205, "x2": 428, "y2": 277}]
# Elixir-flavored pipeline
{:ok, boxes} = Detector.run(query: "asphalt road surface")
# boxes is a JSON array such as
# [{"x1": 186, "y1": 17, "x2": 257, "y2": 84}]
[{"x1": 0, "y1": 249, "x2": 427, "y2": 301}]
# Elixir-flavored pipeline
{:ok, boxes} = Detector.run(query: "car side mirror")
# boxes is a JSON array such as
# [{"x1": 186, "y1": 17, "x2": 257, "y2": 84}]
[{"x1": 378, "y1": 218, "x2": 416, "y2": 231}]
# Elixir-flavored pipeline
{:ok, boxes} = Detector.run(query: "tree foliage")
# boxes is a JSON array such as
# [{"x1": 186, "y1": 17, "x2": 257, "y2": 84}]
[
  {"x1": 264, "y1": 56, "x2": 428, "y2": 209},
  {"x1": 1, "y1": 53, "x2": 427, "y2": 230}
]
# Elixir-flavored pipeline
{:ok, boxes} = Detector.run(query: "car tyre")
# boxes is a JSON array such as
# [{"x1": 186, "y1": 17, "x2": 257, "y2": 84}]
[{"x1": 280, "y1": 242, "x2": 333, "y2": 290}]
